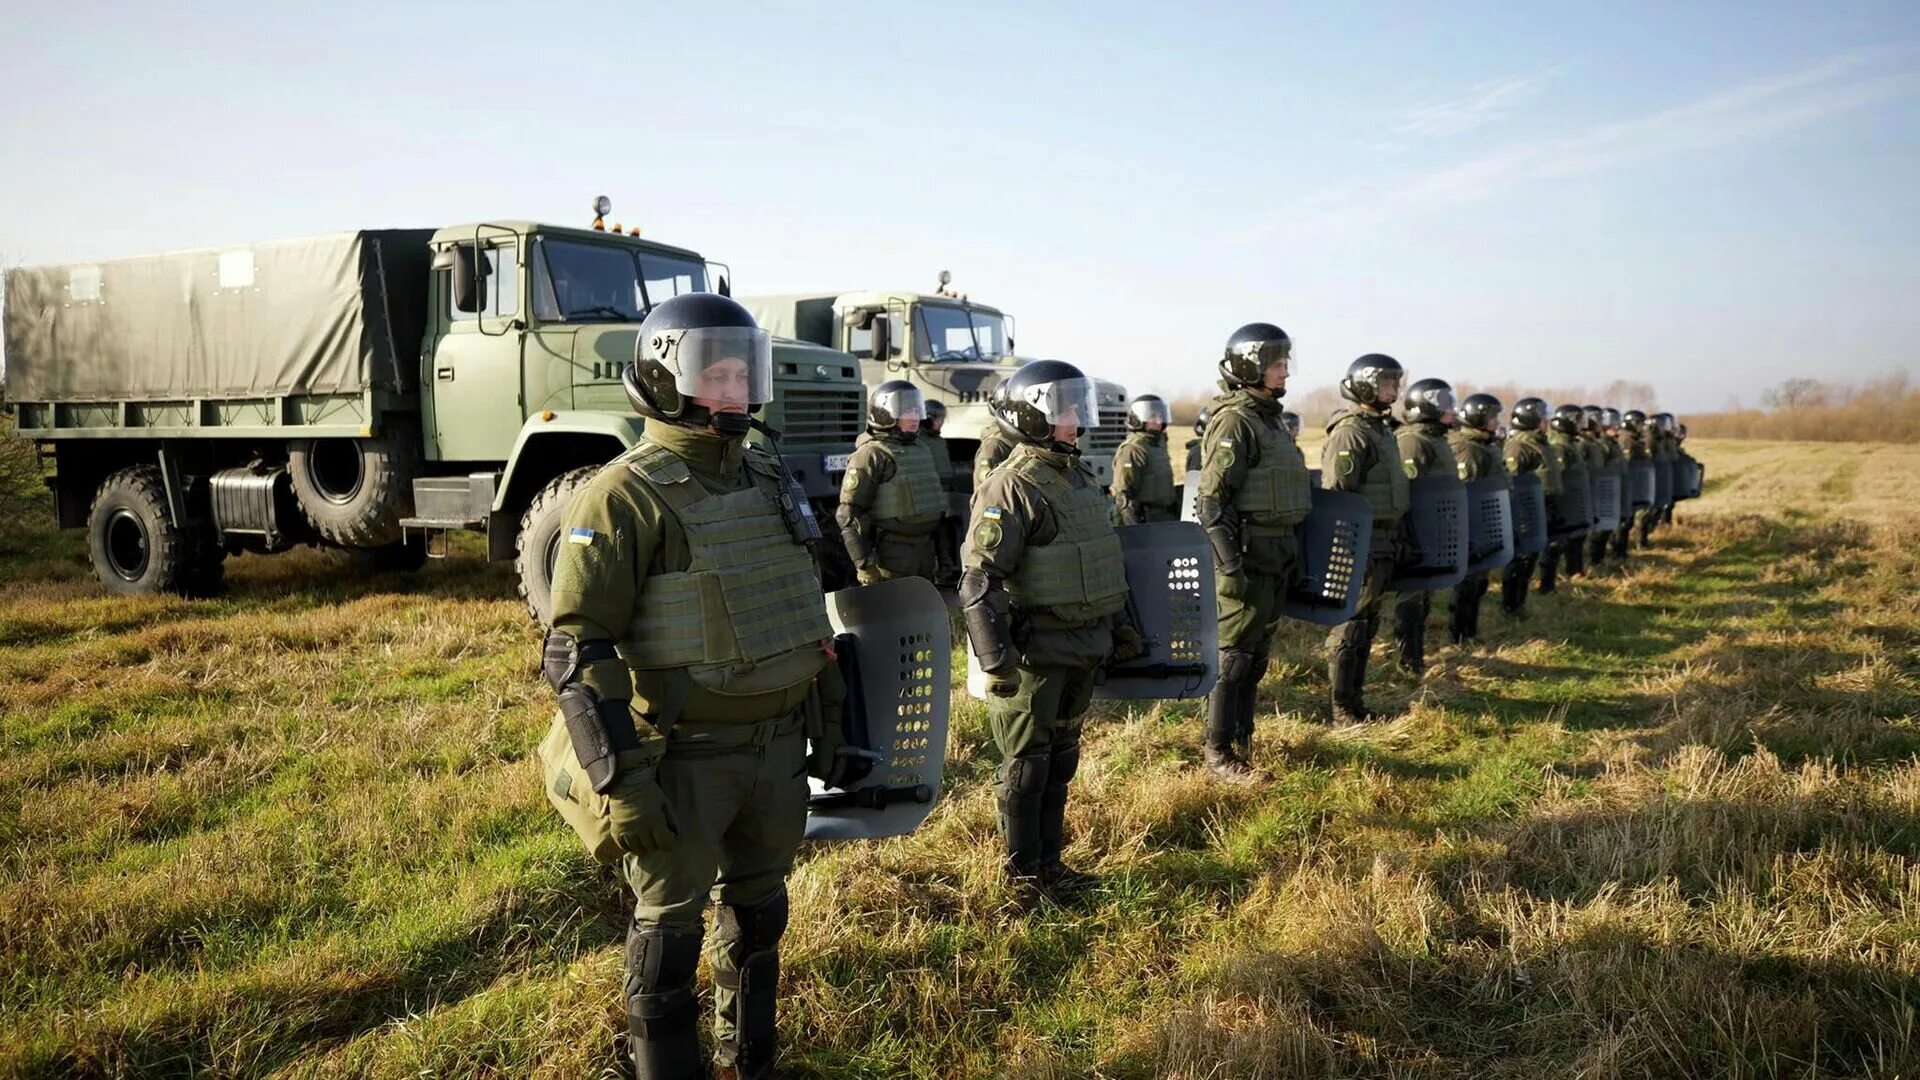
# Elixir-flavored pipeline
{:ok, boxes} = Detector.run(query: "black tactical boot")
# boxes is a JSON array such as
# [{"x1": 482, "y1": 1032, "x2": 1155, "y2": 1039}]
[
  {"x1": 625, "y1": 922, "x2": 708, "y2": 1080},
  {"x1": 999, "y1": 755, "x2": 1049, "y2": 905},
  {"x1": 1538, "y1": 546, "x2": 1559, "y2": 593},
  {"x1": 1328, "y1": 643, "x2": 1375, "y2": 724},
  {"x1": 1204, "y1": 745, "x2": 1272, "y2": 785},
  {"x1": 1038, "y1": 737, "x2": 1096, "y2": 894},
  {"x1": 1393, "y1": 594, "x2": 1427, "y2": 676}
]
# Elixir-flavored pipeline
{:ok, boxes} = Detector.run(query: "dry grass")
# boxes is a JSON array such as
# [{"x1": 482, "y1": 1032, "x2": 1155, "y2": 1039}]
[{"x1": 3, "y1": 439, "x2": 1918, "y2": 1078}]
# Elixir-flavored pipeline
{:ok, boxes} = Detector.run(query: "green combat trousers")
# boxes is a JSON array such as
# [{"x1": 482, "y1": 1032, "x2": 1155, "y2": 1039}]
[{"x1": 990, "y1": 664, "x2": 1097, "y2": 878}]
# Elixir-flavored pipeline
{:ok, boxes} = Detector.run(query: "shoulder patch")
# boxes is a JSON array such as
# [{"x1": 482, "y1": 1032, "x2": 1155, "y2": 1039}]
[
  {"x1": 1457, "y1": 461, "x2": 1470, "y2": 480},
  {"x1": 1337, "y1": 448, "x2": 1357, "y2": 476},
  {"x1": 1505, "y1": 456, "x2": 1518, "y2": 471},
  {"x1": 982, "y1": 505, "x2": 1004, "y2": 520},
  {"x1": 973, "y1": 519, "x2": 1003, "y2": 550},
  {"x1": 567, "y1": 527, "x2": 597, "y2": 546},
  {"x1": 843, "y1": 470, "x2": 863, "y2": 492},
  {"x1": 1214, "y1": 445, "x2": 1235, "y2": 471},
  {"x1": 1404, "y1": 458, "x2": 1419, "y2": 480}
]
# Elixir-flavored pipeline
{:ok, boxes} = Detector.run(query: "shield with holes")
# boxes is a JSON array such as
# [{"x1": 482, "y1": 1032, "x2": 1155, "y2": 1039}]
[
  {"x1": 1653, "y1": 458, "x2": 1674, "y2": 509},
  {"x1": 1550, "y1": 473, "x2": 1592, "y2": 539},
  {"x1": 1511, "y1": 473, "x2": 1549, "y2": 554},
  {"x1": 1592, "y1": 471, "x2": 1623, "y2": 533},
  {"x1": 1180, "y1": 469, "x2": 1201, "y2": 522},
  {"x1": 806, "y1": 576, "x2": 950, "y2": 841},
  {"x1": 1282, "y1": 488, "x2": 1376, "y2": 626},
  {"x1": 1463, "y1": 477, "x2": 1515, "y2": 575},
  {"x1": 1629, "y1": 460, "x2": 1655, "y2": 508},
  {"x1": 1388, "y1": 477, "x2": 1470, "y2": 592},
  {"x1": 1095, "y1": 522, "x2": 1218, "y2": 700}
]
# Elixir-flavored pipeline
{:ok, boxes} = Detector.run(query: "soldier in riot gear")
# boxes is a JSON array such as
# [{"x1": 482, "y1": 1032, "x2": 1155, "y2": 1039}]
[
  {"x1": 973, "y1": 396, "x2": 1019, "y2": 491},
  {"x1": 1195, "y1": 323, "x2": 1311, "y2": 780},
  {"x1": 1652, "y1": 412, "x2": 1680, "y2": 528},
  {"x1": 1322, "y1": 353, "x2": 1411, "y2": 723},
  {"x1": 1110, "y1": 394, "x2": 1178, "y2": 524},
  {"x1": 1448, "y1": 393, "x2": 1506, "y2": 643},
  {"x1": 1608, "y1": 408, "x2": 1636, "y2": 558},
  {"x1": 1582, "y1": 406, "x2": 1619, "y2": 570},
  {"x1": 1185, "y1": 407, "x2": 1211, "y2": 472},
  {"x1": 961, "y1": 359, "x2": 1143, "y2": 899},
  {"x1": 922, "y1": 399, "x2": 962, "y2": 585},
  {"x1": 837, "y1": 381, "x2": 945, "y2": 586},
  {"x1": 1539, "y1": 404, "x2": 1590, "y2": 590},
  {"x1": 1502, "y1": 397, "x2": 1560, "y2": 619},
  {"x1": 1389, "y1": 378, "x2": 1461, "y2": 675},
  {"x1": 540, "y1": 293, "x2": 844, "y2": 1080},
  {"x1": 1622, "y1": 409, "x2": 1655, "y2": 548}
]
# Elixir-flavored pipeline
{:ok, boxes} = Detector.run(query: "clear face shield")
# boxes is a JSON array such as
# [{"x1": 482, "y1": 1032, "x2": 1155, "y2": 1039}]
[
  {"x1": 1129, "y1": 398, "x2": 1171, "y2": 429},
  {"x1": 1413, "y1": 385, "x2": 1455, "y2": 420},
  {"x1": 1017, "y1": 376, "x2": 1102, "y2": 432},
  {"x1": 873, "y1": 384, "x2": 926, "y2": 429},
  {"x1": 1583, "y1": 407, "x2": 1605, "y2": 431},
  {"x1": 665, "y1": 326, "x2": 774, "y2": 411}
]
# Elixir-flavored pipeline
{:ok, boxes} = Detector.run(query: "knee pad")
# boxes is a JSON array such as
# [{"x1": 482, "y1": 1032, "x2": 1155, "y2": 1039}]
[
  {"x1": 1047, "y1": 738, "x2": 1082, "y2": 791},
  {"x1": 1217, "y1": 648, "x2": 1260, "y2": 687},
  {"x1": 715, "y1": 888, "x2": 789, "y2": 956},
  {"x1": 1002, "y1": 753, "x2": 1051, "y2": 801},
  {"x1": 623, "y1": 921, "x2": 704, "y2": 1039}
]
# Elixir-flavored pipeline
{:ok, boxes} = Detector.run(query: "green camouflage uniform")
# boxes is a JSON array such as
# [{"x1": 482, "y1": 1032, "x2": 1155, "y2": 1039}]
[
  {"x1": 921, "y1": 428, "x2": 961, "y2": 584},
  {"x1": 544, "y1": 420, "x2": 835, "y2": 1078},
  {"x1": 1585, "y1": 432, "x2": 1621, "y2": 567},
  {"x1": 837, "y1": 429, "x2": 944, "y2": 584},
  {"x1": 1110, "y1": 428, "x2": 1179, "y2": 524},
  {"x1": 1614, "y1": 427, "x2": 1646, "y2": 556},
  {"x1": 1502, "y1": 427, "x2": 1560, "y2": 616},
  {"x1": 1322, "y1": 405, "x2": 1410, "y2": 718},
  {"x1": 1390, "y1": 420, "x2": 1460, "y2": 672},
  {"x1": 1447, "y1": 425, "x2": 1507, "y2": 642},
  {"x1": 1542, "y1": 428, "x2": 1590, "y2": 587},
  {"x1": 973, "y1": 421, "x2": 1018, "y2": 492}
]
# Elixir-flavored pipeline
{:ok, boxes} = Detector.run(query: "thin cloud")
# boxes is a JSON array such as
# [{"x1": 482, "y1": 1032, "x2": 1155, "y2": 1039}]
[
  {"x1": 1392, "y1": 74, "x2": 1548, "y2": 140},
  {"x1": 1252, "y1": 45, "x2": 1920, "y2": 242}
]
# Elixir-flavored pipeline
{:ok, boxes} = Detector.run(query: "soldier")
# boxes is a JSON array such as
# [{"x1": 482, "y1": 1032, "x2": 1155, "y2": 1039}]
[
  {"x1": 1186, "y1": 407, "x2": 1211, "y2": 472},
  {"x1": 1322, "y1": 354, "x2": 1411, "y2": 723},
  {"x1": 1447, "y1": 393, "x2": 1506, "y2": 644},
  {"x1": 961, "y1": 359, "x2": 1143, "y2": 899},
  {"x1": 837, "y1": 380, "x2": 945, "y2": 586},
  {"x1": 1583, "y1": 405, "x2": 1618, "y2": 570},
  {"x1": 1653, "y1": 412, "x2": 1680, "y2": 526},
  {"x1": 922, "y1": 399, "x2": 962, "y2": 585},
  {"x1": 1539, "y1": 404, "x2": 1589, "y2": 592},
  {"x1": 541, "y1": 294, "x2": 842, "y2": 1080},
  {"x1": 1502, "y1": 397, "x2": 1560, "y2": 619},
  {"x1": 1194, "y1": 323, "x2": 1311, "y2": 781},
  {"x1": 1283, "y1": 411, "x2": 1303, "y2": 439},
  {"x1": 973, "y1": 399, "x2": 1019, "y2": 491},
  {"x1": 1390, "y1": 378, "x2": 1460, "y2": 676},
  {"x1": 1110, "y1": 394, "x2": 1178, "y2": 524},
  {"x1": 1607, "y1": 407, "x2": 1636, "y2": 559},
  {"x1": 1621, "y1": 409, "x2": 1655, "y2": 548}
]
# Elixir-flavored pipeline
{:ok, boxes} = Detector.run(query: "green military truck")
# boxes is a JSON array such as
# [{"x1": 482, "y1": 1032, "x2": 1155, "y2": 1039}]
[
  {"x1": 743, "y1": 280, "x2": 1129, "y2": 494},
  {"x1": 1, "y1": 210, "x2": 864, "y2": 620}
]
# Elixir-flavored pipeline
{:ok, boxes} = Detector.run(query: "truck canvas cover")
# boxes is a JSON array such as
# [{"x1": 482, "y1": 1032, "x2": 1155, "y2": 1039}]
[{"x1": 4, "y1": 230, "x2": 432, "y2": 403}]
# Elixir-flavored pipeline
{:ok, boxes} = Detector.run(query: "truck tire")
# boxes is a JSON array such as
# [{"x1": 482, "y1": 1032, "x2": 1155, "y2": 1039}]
[
  {"x1": 516, "y1": 466, "x2": 601, "y2": 627},
  {"x1": 87, "y1": 466, "x2": 224, "y2": 598},
  {"x1": 289, "y1": 423, "x2": 419, "y2": 548}
]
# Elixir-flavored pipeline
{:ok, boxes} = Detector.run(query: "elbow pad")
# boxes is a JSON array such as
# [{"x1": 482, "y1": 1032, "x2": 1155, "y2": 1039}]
[
  {"x1": 543, "y1": 630, "x2": 639, "y2": 794},
  {"x1": 958, "y1": 568, "x2": 1016, "y2": 676}
]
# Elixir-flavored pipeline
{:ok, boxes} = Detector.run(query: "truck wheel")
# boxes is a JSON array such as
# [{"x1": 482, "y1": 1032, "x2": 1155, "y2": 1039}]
[
  {"x1": 516, "y1": 466, "x2": 601, "y2": 627},
  {"x1": 87, "y1": 466, "x2": 223, "y2": 597},
  {"x1": 289, "y1": 422, "x2": 419, "y2": 548}
]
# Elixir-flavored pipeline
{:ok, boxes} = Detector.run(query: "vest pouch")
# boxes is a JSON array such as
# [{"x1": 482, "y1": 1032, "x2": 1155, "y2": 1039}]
[{"x1": 538, "y1": 713, "x2": 622, "y2": 866}]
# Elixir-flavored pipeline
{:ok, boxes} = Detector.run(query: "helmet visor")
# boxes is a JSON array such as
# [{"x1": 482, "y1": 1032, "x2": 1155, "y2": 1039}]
[
  {"x1": 873, "y1": 384, "x2": 926, "y2": 423},
  {"x1": 1016, "y1": 375, "x2": 1102, "y2": 428},
  {"x1": 668, "y1": 326, "x2": 773, "y2": 408},
  {"x1": 1417, "y1": 386, "x2": 1456, "y2": 414},
  {"x1": 1129, "y1": 398, "x2": 1171, "y2": 426}
]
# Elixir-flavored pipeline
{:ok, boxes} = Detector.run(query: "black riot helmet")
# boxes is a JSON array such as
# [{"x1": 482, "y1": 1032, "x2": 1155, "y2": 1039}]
[
  {"x1": 1582, "y1": 405, "x2": 1605, "y2": 433},
  {"x1": 1511, "y1": 397, "x2": 1551, "y2": 431},
  {"x1": 1603, "y1": 407, "x2": 1623, "y2": 431},
  {"x1": 625, "y1": 293, "x2": 772, "y2": 434},
  {"x1": 1194, "y1": 406, "x2": 1212, "y2": 438},
  {"x1": 1653, "y1": 412, "x2": 1677, "y2": 434},
  {"x1": 1340, "y1": 353, "x2": 1405, "y2": 409},
  {"x1": 1221, "y1": 323, "x2": 1292, "y2": 392},
  {"x1": 1623, "y1": 408, "x2": 1648, "y2": 432},
  {"x1": 1460, "y1": 393, "x2": 1502, "y2": 433},
  {"x1": 1126, "y1": 394, "x2": 1171, "y2": 431},
  {"x1": 1402, "y1": 378, "x2": 1456, "y2": 424},
  {"x1": 992, "y1": 359, "x2": 1102, "y2": 445},
  {"x1": 1282, "y1": 410, "x2": 1302, "y2": 438},
  {"x1": 924, "y1": 399, "x2": 948, "y2": 431},
  {"x1": 869, "y1": 379, "x2": 926, "y2": 433},
  {"x1": 1550, "y1": 404, "x2": 1585, "y2": 435}
]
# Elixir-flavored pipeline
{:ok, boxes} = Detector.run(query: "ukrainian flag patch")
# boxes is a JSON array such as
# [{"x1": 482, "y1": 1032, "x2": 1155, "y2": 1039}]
[
  {"x1": 567, "y1": 527, "x2": 597, "y2": 546},
  {"x1": 983, "y1": 506, "x2": 1004, "y2": 520}
]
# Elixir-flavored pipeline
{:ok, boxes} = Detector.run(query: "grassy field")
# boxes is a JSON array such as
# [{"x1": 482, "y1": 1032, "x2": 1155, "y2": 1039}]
[{"x1": 3, "y1": 439, "x2": 1919, "y2": 1079}]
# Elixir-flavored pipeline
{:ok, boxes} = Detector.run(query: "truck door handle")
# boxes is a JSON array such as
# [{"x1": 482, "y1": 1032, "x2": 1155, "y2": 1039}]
[{"x1": 437, "y1": 367, "x2": 455, "y2": 382}]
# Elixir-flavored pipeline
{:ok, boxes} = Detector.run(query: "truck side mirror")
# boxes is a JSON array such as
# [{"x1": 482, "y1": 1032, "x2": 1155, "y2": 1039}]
[
  {"x1": 716, "y1": 274, "x2": 731, "y2": 297},
  {"x1": 869, "y1": 314, "x2": 891, "y2": 362},
  {"x1": 450, "y1": 245, "x2": 487, "y2": 314}
]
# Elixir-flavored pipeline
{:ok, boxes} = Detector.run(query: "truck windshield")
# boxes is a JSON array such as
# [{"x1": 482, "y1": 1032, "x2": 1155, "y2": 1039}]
[
  {"x1": 916, "y1": 302, "x2": 1009, "y2": 361},
  {"x1": 532, "y1": 238, "x2": 710, "y2": 322}
]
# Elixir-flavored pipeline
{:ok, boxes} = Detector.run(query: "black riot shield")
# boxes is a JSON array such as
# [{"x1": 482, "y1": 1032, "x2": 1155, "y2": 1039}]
[
  {"x1": 1677, "y1": 455, "x2": 1702, "y2": 499},
  {"x1": 1511, "y1": 473, "x2": 1548, "y2": 555},
  {"x1": 1281, "y1": 488, "x2": 1375, "y2": 626},
  {"x1": 1630, "y1": 460, "x2": 1655, "y2": 508},
  {"x1": 1180, "y1": 469, "x2": 1200, "y2": 522},
  {"x1": 1463, "y1": 477, "x2": 1515, "y2": 575},
  {"x1": 1096, "y1": 522, "x2": 1218, "y2": 701},
  {"x1": 1592, "y1": 472, "x2": 1623, "y2": 533},
  {"x1": 807, "y1": 576, "x2": 951, "y2": 841},
  {"x1": 1387, "y1": 477, "x2": 1469, "y2": 592},
  {"x1": 1653, "y1": 459, "x2": 1674, "y2": 508},
  {"x1": 1550, "y1": 474, "x2": 1592, "y2": 539}
]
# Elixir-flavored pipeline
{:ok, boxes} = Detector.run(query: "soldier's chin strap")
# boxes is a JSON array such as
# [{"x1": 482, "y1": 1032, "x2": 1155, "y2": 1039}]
[
  {"x1": 542, "y1": 631, "x2": 643, "y2": 795},
  {"x1": 958, "y1": 569, "x2": 1016, "y2": 676}
]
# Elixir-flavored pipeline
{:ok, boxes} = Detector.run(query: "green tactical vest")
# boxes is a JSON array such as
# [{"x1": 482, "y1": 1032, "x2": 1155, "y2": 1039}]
[
  {"x1": 1333, "y1": 411, "x2": 1410, "y2": 526},
  {"x1": 619, "y1": 442, "x2": 832, "y2": 695},
  {"x1": 1507, "y1": 429, "x2": 1563, "y2": 495},
  {"x1": 1448, "y1": 430, "x2": 1508, "y2": 484},
  {"x1": 1004, "y1": 446, "x2": 1129, "y2": 626},
  {"x1": 1398, "y1": 424, "x2": 1460, "y2": 482},
  {"x1": 1214, "y1": 397, "x2": 1311, "y2": 529},
  {"x1": 922, "y1": 431, "x2": 955, "y2": 488},
  {"x1": 1550, "y1": 431, "x2": 1589, "y2": 486},
  {"x1": 1116, "y1": 431, "x2": 1177, "y2": 512},
  {"x1": 867, "y1": 436, "x2": 946, "y2": 533}
]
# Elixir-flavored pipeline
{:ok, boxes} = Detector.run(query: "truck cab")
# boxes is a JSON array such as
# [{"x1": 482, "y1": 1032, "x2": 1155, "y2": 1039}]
[{"x1": 743, "y1": 288, "x2": 1129, "y2": 488}]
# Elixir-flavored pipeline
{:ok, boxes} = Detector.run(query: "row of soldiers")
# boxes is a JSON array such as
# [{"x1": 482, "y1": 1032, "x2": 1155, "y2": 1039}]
[{"x1": 537, "y1": 294, "x2": 1693, "y2": 1078}]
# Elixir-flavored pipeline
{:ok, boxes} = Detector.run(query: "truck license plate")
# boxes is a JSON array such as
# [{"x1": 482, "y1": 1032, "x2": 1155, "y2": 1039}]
[{"x1": 824, "y1": 453, "x2": 851, "y2": 472}]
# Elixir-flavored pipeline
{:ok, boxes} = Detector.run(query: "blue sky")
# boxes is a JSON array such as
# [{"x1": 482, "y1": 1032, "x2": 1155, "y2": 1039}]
[{"x1": 3, "y1": 0, "x2": 1916, "y2": 412}]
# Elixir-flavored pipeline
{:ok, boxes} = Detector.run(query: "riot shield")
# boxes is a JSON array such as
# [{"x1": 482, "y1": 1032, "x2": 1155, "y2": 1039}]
[
  {"x1": 1653, "y1": 459, "x2": 1674, "y2": 509},
  {"x1": 1180, "y1": 469, "x2": 1200, "y2": 522},
  {"x1": 1511, "y1": 473, "x2": 1548, "y2": 555},
  {"x1": 1095, "y1": 522, "x2": 1218, "y2": 701},
  {"x1": 1630, "y1": 460, "x2": 1655, "y2": 508},
  {"x1": 807, "y1": 576, "x2": 951, "y2": 841},
  {"x1": 1592, "y1": 472, "x2": 1622, "y2": 533},
  {"x1": 1281, "y1": 488, "x2": 1375, "y2": 626},
  {"x1": 1677, "y1": 455, "x2": 1702, "y2": 499},
  {"x1": 1550, "y1": 474, "x2": 1592, "y2": 539},
  {"x1": 1463, "y1": 477, "x2": 1514, "y2": 575},
  {"x1": 1387, "y1": 477, "x2": 1469, "y2": 593}
]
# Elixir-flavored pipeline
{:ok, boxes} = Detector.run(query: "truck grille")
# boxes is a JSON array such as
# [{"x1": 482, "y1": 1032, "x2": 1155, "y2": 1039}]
[
  {"x1": 779, "y1": 386, "x2": 864, "y2": 449},
  {"x1": 1084, "y1": 408, "x2": 1129, "y2": 455}
]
